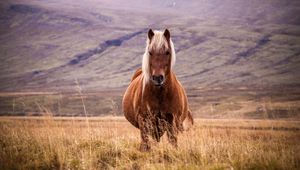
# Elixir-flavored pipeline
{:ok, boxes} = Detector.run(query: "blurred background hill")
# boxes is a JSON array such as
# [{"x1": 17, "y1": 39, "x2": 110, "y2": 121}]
[{"x1": 0, "y1": 0, "x2": 299, "y2": 118}]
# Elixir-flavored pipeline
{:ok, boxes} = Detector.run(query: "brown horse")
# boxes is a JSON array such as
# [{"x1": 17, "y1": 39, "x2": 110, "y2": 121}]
[{"x1": 122, "y1": 29, "x2": 193, "y2": 151}]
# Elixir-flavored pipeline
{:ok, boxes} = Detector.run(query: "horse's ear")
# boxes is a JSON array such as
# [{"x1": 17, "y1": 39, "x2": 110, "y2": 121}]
[
  {"x1": 148, "y1": 29, "x2": 154, "y2": 40},
  {"x1": 163, "y1": 29, "x2": 170, "y2": 41}
]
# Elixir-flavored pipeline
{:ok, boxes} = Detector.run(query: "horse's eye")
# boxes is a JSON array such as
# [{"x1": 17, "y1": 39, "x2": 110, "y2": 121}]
[
  {"x1": 165, "y1": 51, "x2": 170, "y2": 55},
  {"x1": 149, "y1": 52, "x2": 152, "y2": 56}
]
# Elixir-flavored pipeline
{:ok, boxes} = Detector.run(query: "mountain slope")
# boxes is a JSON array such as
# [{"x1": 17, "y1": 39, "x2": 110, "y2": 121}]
[{"x1": 0, "y1": 0, "x2": 300, "y2": 92}]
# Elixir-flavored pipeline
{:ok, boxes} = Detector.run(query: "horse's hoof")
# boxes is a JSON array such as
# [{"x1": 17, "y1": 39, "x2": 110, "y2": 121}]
[{"x1": 139, "y1": 143, "x2": 151, "y2": 152}]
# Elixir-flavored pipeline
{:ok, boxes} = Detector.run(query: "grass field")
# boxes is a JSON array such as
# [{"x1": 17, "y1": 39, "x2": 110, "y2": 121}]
[{"x1": 0, "y1": 117, "x2": 299, "y2": 169}]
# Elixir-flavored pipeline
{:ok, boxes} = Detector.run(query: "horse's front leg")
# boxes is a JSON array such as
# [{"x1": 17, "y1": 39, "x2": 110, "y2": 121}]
[
  {"x1": 138, "y1": 115, "x2": 151, "y2": 151},
  {"x1": 166, "y1": 125, "x2": 178, "y2": 148},
  {"x1": 165, "y1": 113, "x2": 178, "y2": 148}
]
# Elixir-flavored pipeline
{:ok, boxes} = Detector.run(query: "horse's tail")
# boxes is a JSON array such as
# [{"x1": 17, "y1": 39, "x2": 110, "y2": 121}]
[
  {"x1": 131, "y1": 68, "x2": 142, "y2": 82},
  {"x1": 183, "y1": 109, "x2": 194, "y2": 131}
]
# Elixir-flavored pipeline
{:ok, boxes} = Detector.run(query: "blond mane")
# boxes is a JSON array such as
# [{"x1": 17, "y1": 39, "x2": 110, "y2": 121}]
[{"x1": 142, "y1": 30, "x2": 176, "y2": 92}]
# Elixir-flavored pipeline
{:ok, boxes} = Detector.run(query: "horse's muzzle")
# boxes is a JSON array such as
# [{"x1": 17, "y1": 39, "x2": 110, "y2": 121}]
[{"x1": 152, "y1": 75, "x2": 164, "y2": 86}]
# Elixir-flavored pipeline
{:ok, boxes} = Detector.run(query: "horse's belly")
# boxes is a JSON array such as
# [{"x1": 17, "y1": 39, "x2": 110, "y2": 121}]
[
  {"x1": 123, "y1": 74, "x2": 143, "y2": 129},
  {"x1": 124, "y1": 111, "x2": 139, "y2": 128}
]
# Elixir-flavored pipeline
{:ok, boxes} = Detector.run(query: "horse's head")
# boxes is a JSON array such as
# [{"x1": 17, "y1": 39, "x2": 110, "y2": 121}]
[{"x1": 142, "y1": 29, "x2": 176, "y2": 87}]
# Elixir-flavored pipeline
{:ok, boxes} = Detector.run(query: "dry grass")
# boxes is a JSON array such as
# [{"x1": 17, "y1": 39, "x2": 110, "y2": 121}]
[{"x1": 0, "y1": 117, "x2": 299, "y2": 170}]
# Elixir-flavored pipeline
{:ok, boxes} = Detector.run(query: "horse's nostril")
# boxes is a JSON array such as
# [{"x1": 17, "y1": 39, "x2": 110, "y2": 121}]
[
  {"x1": 158, "y1": 75, "x2": 164, "y2": 82},
  {"x1": 152, "y1": 75, "x2": 164, "y2": 85}
]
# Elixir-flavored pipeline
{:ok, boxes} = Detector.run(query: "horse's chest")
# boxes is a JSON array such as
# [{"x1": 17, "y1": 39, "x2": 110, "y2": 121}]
[
  {"x1": 142, "y1": 88, "x2": 181, "y2": 121},
  {"x1": 145, "y1": 97, "x2": 174, "y2": 118}
]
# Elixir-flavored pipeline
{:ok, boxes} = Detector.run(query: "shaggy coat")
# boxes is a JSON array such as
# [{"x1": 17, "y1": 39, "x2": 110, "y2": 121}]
[{"x1": 122, "y1": 29, "x2": 193, "y2": 151}]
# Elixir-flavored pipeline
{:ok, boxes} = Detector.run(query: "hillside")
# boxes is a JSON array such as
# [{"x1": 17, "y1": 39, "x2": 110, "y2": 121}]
[{"x1": 0, "y1": 0, "x2": 300, "y2": 92}]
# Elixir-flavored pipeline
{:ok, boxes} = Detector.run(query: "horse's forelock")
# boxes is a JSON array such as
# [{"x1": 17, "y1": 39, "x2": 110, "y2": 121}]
[
  {"x1": 149, "y1": 31, "x2": 169, "y2": 52},
  {"x1": 142, "y1": 30, "x2": 176, "y2": 93}
]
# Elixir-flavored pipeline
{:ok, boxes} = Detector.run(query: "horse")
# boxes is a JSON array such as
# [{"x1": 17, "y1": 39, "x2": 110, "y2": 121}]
[{"x1": 122, "y1": 29, "x2": 193, "y2": 151}]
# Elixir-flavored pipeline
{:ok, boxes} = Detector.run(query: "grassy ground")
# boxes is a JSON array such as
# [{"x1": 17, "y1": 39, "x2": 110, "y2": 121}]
[{"x1": 0, "y1": 117, "x2": 299, "y2": 169}]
